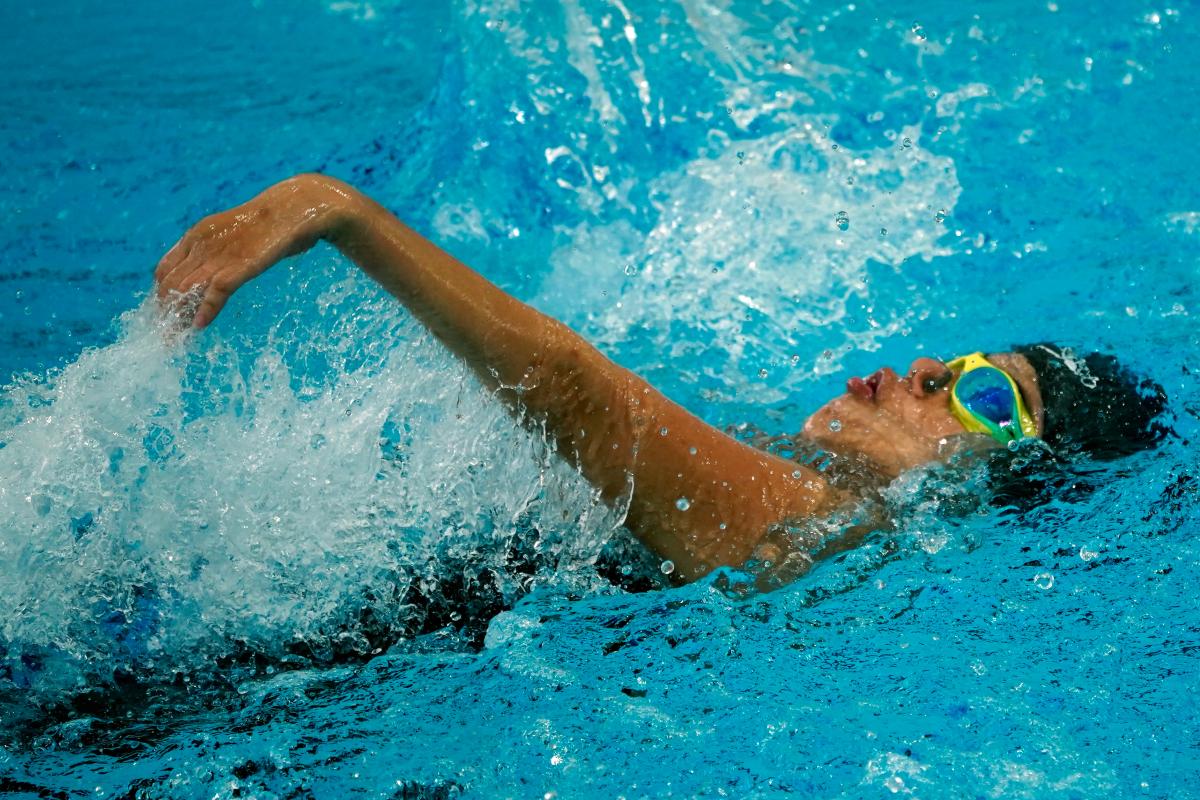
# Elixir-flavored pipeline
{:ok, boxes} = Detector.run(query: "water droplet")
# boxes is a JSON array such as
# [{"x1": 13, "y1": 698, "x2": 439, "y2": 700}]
[
  {"x1": 792, "y1": 470, "x2": 803, "y2": 479},
  {"x1": 675, "y1": 497, "x2": 691, "y2": 511},
  {"x1": 1033, "y1": 572, "x2": 1054, "y2": 590},
  {"x1": 688, "y1": 446, "x2": 698, "y2": 455},
  {"x1": 934, "y1": 208, "x2": 947, "y2": 223},
  {"x1": 660, "y1": 560, "x2": 675, "y2": 575},
  {"x1": 879, "y1": 227, "x2": 888, "y2": 237},
  {"x1": 659, "y1": 426, "x2": 669, "y2": 436},
  {"x1": 718, "y1": 523, "x2": 727, "y2": 530},
  {"x1": 828, "y1": 419, "x2": 842, "y2": 432},
  {"x1": 835, "y1": 210, "x2": 850, "y2": 231}
]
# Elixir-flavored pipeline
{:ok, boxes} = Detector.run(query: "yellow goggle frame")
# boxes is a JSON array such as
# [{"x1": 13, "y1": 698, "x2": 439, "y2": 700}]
[{"x1": 945, "y1": 352, "x2": 1038, "y2": 443}]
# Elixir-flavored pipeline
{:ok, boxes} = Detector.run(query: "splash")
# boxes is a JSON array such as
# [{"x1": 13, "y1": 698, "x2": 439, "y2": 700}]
[
  {"x1": 536, "y1": 119, "x2": 960, "y2": 411},
  {"x1": 0, "y1": 271, "x2": 626, "y2": 713}
]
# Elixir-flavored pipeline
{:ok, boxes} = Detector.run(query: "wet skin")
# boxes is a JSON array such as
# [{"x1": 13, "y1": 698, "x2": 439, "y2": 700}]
[{"x1": 154, "y1": 173, "x2": 1046, "y2": 584}]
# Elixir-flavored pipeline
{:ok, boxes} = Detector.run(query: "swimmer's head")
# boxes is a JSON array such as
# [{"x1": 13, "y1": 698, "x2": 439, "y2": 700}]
[{"x1": 802, "y1": 345, "x2": 1168, "y2": 479}]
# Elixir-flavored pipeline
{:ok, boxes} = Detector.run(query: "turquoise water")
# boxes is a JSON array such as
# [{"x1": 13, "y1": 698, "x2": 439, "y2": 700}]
[{"x1": 2, "y1": 0, "x2": 1199, "y2": 796}]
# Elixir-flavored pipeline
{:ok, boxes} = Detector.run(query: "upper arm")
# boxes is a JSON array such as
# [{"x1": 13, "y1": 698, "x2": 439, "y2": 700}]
[
  {"x1": 623, "y1": 386, "x2": 842, "y2": 581},
  {"x1": 515, "y1": 336, "x2": 842, "y2": 582}
]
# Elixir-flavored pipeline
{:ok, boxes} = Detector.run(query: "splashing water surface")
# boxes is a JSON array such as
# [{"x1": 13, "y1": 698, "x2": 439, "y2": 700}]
[{"x1": 2, "y1": 0, "x2": 1200, "y2": 797}]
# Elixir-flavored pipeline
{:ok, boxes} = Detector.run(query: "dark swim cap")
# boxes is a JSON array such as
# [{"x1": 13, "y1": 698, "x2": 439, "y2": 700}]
[{"x1": 1011, "y1": 343, "x2": 1170, "y2": 460}]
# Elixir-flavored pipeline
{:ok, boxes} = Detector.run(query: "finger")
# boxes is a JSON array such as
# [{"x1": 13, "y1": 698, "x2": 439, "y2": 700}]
[
  {"x1": 158, "y1": 240, "x2": 215, "y2": 302},
  {"x1": 192, "y1": 270, "x2": 243, "y2": 329},
  {"x1": 155, "y1": 237, "x2": 188, "y2": 284},
  {"x1": 154, "y1": 230, "x2": 199, "y2": 286},
  {"x1": 156, "y1": 240, "x2": 203, "y2": 300},
  {"x1": 155, "y1": 212, "x2": 220, "y2": 291}
]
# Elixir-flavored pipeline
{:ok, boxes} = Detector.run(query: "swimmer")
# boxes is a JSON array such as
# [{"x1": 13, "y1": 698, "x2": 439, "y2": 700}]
[{"x1": 154, "y1": 174, "x2": 1168, "y2": 584}]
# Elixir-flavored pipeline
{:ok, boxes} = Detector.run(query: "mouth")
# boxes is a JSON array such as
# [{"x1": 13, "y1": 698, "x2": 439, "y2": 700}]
[{"x1": 846, "y1": 369, "x2": 885, "y2": 402}]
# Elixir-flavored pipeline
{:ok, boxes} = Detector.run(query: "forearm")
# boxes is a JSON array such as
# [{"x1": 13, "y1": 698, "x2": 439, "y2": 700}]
[
  {"x1": 314, "y1": 175, "x2": 555, "y2": 394},
  {"x1": 308, "y1": 175, "x2": 650, "y2": 493}
]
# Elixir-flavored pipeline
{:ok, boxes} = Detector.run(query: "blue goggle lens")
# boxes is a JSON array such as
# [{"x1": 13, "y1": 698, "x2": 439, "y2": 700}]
[{"x1": 956, "y1": 367, "x2": 1017, "y2": 428}]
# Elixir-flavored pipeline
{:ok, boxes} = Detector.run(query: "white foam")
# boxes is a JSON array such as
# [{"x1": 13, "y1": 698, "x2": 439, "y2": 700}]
[
  {"x1": 0, "y1": 273, "x2": 620, "y2": 701},
  {"x1": 536, "y1": 119, "x2": 961, "y2": 394}
]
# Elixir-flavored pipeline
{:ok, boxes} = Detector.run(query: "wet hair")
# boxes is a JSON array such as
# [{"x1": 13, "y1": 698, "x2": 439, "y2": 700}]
[
  {"x1": 1011, "y1": 343, "x2": 1171, "y2": 460},
  {"x1": 981, "y1": 344, "x2": 1171, "y2": 511}
]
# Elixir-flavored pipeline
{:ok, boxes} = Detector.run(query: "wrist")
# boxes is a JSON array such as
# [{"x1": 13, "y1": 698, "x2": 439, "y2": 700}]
[{"x1": 284, "y1": 173, "x2": 363, "y2": 244}]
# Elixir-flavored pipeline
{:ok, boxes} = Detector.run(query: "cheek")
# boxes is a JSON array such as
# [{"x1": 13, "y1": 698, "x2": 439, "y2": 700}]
[
  {"x1": 913, "y1": 403, "x2": 966, "y2": 439},
  {"x1": 806, "y1": 403, "x2": 895, "y2": 455},
  {"x1": 804, "y1": 399, "x2": 872, "y2": 442},
  {"x1": 888, "y1": 392, "x2": 962, "y2": 438}
]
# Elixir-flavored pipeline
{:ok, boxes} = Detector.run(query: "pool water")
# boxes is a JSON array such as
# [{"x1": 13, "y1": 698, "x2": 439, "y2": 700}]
[{"x1": 2, "y1": 0, "x2": 1199, "y2": 797}]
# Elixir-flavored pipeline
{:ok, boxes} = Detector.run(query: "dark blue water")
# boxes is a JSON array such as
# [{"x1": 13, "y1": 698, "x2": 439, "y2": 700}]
[{"x1": 2, "y1": 1, "x2": 1199, "y2": 797}]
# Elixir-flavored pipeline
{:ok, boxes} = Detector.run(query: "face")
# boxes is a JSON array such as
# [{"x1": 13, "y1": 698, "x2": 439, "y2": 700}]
[{"x1": 802, "y1": 352, "x2": 1045, "y2": 479}]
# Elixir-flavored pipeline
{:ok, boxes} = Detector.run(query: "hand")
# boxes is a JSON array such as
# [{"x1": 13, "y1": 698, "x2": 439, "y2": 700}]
[{"x1": 154, "y1": 174, "x2": 350, "y2": 328}]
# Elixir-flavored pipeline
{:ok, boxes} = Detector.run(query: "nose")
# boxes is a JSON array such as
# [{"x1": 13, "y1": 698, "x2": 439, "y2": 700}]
[{"x1": 907, "y1": 357, "x2": 953, "y2": 398}]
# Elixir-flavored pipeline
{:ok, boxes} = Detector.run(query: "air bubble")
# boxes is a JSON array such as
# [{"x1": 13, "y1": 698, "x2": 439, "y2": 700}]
[
  {"x1": 660, "y1": 560, "x2": 675, "y2": 575},
  {"x1": 675, "y1": 497, "x2": 691, "y2": 511},
  {"x1": 1033, "y1": 572, "x2": 1055, "y2": 590},
  {"x1": 901, "y1": 137, "x2": 912, "y2": 149},
  {"x1": 879, "y1": 227, "x2": 888, "y2": 237},
  {"x1": 659, "y1": 426, "x2": 669, "y2": 436},
  {"x1": 623, "y1": 264, "x2": 639, "y2": 276},
  {"x1": 688, "y1": 447, "x2": 698, "y2": 455},
  {"x1": 935, "y1": 208, "x2": 947, "y2": 223},
  {"x1": 1079, "y1": 541, "x2": 1101, "y2": 561},
  {"x1": 835, "y1": 211, "x2": 850, "y2": 231},
  {"x1": 758, "y1": 368, "x2": 769, "y2": 379},
  {"x1": 828, "y1": 419, "x2": 842, "y2": 432},
  {"x1": 911, "y1": 22, "x2": 927, "y2": 40}
]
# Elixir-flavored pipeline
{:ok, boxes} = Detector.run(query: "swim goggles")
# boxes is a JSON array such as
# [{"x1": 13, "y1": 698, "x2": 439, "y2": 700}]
[{"x1": 945, "y1": 352, "x2": 1038, "y2": 444}]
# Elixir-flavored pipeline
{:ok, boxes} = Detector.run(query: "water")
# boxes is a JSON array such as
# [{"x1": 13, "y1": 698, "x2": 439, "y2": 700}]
[{"x1": 3, "y1": 0, "x2": 1199, "y2": 797}]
